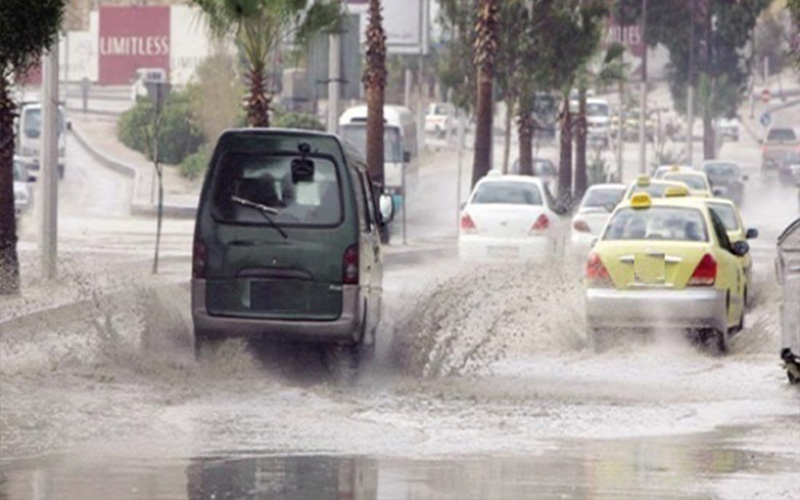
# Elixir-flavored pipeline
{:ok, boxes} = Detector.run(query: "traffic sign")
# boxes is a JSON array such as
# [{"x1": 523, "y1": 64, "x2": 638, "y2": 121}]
[
  {"x1": 760, "y1": 112, "x2": 771, "y2": 127},
  {"x1": 761, "y1": 88, "x2": 771, "y2": 104}
]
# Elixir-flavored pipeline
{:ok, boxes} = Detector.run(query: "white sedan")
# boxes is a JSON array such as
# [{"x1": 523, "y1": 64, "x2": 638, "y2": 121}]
[
  {"x1": 570, "y1": 183, "x2": 626, "y2": 251},
  {"x1": 459, "y1": 174, "x2": 564, "y2": 262}
]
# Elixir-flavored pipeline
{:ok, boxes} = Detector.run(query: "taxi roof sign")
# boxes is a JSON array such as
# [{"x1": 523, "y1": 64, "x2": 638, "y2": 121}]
[
  {"x1": 630, "y1": 192, "x2": 652, "y2": 209},
  {"x1": 636, "y1": 175, "x2": 651, "y2": 187},
  {"x1": 664, "y1": 185, "x2": 690, "y2": 197}
]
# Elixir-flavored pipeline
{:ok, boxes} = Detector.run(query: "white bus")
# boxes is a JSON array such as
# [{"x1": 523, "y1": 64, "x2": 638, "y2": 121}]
[
  {"x1": 338, "y1": 105, "x2": 418, "y2": 205},
  {"x1": 15, "y1": 102, "x2": 67, "y2": 179}
]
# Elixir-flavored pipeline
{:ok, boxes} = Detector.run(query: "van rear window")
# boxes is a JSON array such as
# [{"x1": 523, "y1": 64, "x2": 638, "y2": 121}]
[{"x1": 212, "y1": 153, "x2": 342, "y2": 227}]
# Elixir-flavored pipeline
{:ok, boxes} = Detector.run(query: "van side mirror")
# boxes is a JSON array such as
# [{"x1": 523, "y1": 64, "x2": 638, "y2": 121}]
[
  {"x1": 745, "y1": 228, "x2": 758, "y2": 240},
  {"x1": 403, "y1": 151, "x2": 411, "y2": 163},
  {"x1": 379, "y1": 194, "x2": 394, "y2": 223},
  {"x1": 732, "y1": 240, "x2": 750, "y2": 257}
]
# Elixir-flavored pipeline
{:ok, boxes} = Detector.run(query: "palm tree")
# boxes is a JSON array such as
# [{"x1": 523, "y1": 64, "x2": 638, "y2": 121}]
[
  {"x1": 0, "y1": 0, "x2": 65, "y2": 295},
  {"x1": 471, "y1": 0, "x2": 500, "y2": 187},
  {"x1": 363, "y1": 0, "x2": 387, "y2": 188},
  {"x1": 195, "y1": 0, "x2": 342, "y2": 128}
]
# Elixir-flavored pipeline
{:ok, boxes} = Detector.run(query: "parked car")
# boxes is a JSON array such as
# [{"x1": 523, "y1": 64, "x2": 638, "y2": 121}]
[
  {"x1": 776, "y1": 218, "x2": 800, "y2": 384},
  {"x1": 15, "y1": 102, "x2": 67, "y2": 179},
  {"x1": 424, "y1": 102, "x2": 456, "y2": 137},
  {"x1": 13, "y1": 157, "x2": 35, "y2": 219},
  {"x1": 585, "y1": 191, "x2": 749, "y2": 353},
  {"x1": 716, "y1": 117, "x2": 740, "y2": 142},
  {"x1": 570, "y1": 183, "x2": 626, "y2": 251},
  {"x1": 191, "y1": 129, "x2": 394, "y2": 375},
  {"x1": 509, "y1": 157, "x2": 558, "y2": 191},
  {"x1": 131, "y1": 67, "x2": 167, "y2": 102},
  {"x1": 459, "y1": 172, "x2": 565, "y2": 262},
  {"x1": 761, "y1": 127, "x2": 799, "y2": 171}
]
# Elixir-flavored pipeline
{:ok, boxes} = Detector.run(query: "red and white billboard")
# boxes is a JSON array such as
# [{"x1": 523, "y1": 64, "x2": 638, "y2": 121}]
[{"x1": 98, "y1": 6, "x2": 170, "y2": 85}]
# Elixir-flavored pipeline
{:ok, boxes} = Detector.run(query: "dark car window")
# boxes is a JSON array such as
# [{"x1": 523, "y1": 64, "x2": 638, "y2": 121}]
[
  {"x1": 13, "y1": 161, "x2": 25, "y2": 182},
  {"x1": 707, "y1": 202, "x2": 740, "y2": 231},
  {"x1": 663, "y1": 173, "x2": 708, "y2": 191},
  {"x1": 472, "y1": 181, "x2": 543, "y2": 206},
  {"x1": 709, "y1": 209, "x2": 734, "y2": 251},
  {"x1": 767, "y1": 128, "x2": 796, "y2": 142},
  {"x1": 212, "y1": 153, "x2": 342, "y2": 227},
  {"x1": 604, "y1": 207, "x2": 709, "y2": 242},
  {"x1": 703, "y1": 162, "x2": 740, "y2": 178}
]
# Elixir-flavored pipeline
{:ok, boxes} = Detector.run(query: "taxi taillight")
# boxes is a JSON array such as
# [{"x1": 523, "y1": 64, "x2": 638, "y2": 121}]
[
  {"x1": 688, "y1": 253, "x2": 716, "y2": 286},
  {"x1": 586, "y1": 253, "x2": 611, "y2": 286}
]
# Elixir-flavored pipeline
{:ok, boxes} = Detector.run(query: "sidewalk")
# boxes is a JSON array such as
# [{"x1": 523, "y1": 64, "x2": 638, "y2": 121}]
[{"x1": 70, "y1": 113, "x2": 201, "y2": 217}]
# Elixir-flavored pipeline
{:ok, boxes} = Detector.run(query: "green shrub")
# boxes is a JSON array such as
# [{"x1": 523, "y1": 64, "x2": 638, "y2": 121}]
[
  {"x1": 273, "y1": 111, "x2": 325, "y2": 131},
  {"x1": 117, "y1": 91, "x2": 205, "y2": 165},
  {"x1": 180, "y1": 145, "x2": 211, "y2": 181}
]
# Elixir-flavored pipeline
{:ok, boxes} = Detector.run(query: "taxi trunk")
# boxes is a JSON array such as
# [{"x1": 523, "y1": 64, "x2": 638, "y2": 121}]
[{"x1": 595, "y1": 241, "x2": 711, "y2": 290}]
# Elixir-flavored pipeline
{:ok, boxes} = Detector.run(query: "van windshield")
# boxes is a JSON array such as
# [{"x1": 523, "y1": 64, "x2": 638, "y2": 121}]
[
  {"x1": 23, "y1": 108, "x2": 65, "y2": 139},
  {"x1": 340, "y1": 125, "x2": 402, "y2": 162},
  {"x1": 212, "y1": 153, "x2": 342, "y2": 227}
]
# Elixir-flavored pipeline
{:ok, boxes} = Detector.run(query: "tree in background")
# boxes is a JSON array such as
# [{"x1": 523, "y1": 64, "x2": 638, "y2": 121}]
[
  {"x1": 0, "y1": 0, "x2": 65, "y2": 295},
  {"x1": 364, "y1": 0, "x2": 387, "y2": 188},
  {"x1": 471, "y1": 0, "x2": 500, "y2": 187},
  {"x1": 622, "y1": 0, "x2": 770, "y2": 160},
  {"x1": 789, "y1": 0, "x2": 800, "y2": 70},
  {"x1": 194, "y1": 0, "x2": 342, "y2": 127}
]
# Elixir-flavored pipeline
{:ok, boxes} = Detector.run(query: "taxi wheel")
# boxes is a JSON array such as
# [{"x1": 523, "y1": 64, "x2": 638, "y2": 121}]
[{"x1": 703, "y1": 328, "x2": 728, "y2": 356}]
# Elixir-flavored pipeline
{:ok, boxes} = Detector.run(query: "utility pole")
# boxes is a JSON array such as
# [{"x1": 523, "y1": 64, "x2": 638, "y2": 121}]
[
  {"x1": 638, "y1": 0, "x2": 648, "y2": 174},
  {"x1": 40, "y1": 43, "x2": 59, "y2": 280},
  {"x1": 686, "y1": 0, "x2": 695, "y2": 165},
  {"x1": 327, "y1": 33, "x2": 341, "y2": 133}
]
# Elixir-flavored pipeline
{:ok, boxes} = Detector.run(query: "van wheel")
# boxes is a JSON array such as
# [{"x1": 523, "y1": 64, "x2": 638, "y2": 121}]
[
  {"x1": 194, "y1": 330, "x2": 222, "y2": 361},
  {"x1": 322, "y1": 344, "x2": 364, "y2": 385}
]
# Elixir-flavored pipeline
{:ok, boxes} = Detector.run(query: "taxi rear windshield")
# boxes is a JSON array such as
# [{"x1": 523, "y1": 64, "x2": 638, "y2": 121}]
[
  {"x1": 627, "y1": 183, "x2": 676, "y2": 199},
  {"x1": 212, "y1": 152, "x2": 342, "y2": 227},
  {"x1": 663, "y1": 173, "x2": 708, "y2": 190},
  {"x1": 604, "y1": 207, "x2": 709, "y2": 242}
]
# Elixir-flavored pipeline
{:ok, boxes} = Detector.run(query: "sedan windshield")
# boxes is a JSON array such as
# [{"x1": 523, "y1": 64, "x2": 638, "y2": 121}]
[
  {"x1": 604, "y1": 207, "x2": 709, "y2": 241},
  {"x1": 581, "y1": 188, "x2": 625, "y2": 209},
  {"x1": 472, "y1": 181, "x2": 542, "y2": 206}
]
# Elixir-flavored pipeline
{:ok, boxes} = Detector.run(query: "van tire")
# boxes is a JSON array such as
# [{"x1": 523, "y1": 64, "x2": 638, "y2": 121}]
[
  {"x1": 322, "y1": 344, "x2": 361, "y2": 385},
  {"x1": 194, "y1": 330, "x2": 222, "y2": 361}
]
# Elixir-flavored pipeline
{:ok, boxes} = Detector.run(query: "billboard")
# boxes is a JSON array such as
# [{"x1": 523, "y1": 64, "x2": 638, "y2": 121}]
[
  {"x1": 347, "y1": 0, "x2": 428, "y2": 54},
  {"x1": 98, "y1": 6, "x2": 170, "y2": 85}
]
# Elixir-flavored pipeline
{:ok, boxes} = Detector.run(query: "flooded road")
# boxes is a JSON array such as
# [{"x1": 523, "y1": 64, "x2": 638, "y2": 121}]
[{"x1": 2, "y1": 109, "x2": 799, "y2": 499}]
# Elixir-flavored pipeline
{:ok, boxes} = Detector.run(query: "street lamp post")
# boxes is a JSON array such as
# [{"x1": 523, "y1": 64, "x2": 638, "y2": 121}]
[{"x1": 638, "y1": 0, "x2": 648, "y2": 174}]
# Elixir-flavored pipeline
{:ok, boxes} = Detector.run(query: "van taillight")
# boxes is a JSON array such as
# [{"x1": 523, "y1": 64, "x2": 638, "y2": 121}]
[
  {"x1": 343, "y1": 245, "x2": 359, "y2": 285},
  {"x1": 192, "y1": 238, "x2": 207, "y2": 279},
  {"x1": 586, "y1": 253, "x2": 611, "y2": 286},
  {"x1": 688, "y1": 253, "x2": 716, "y2": 286}
]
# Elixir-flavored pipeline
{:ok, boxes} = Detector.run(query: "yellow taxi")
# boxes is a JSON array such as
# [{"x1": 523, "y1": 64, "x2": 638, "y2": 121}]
[
  {"x1": 705, "y1": 198, "x2": 759, "y2": 306},
  {"x1": 661, "y1": 167, "x2": 713, "y2": 197},
  {"x1": 585, "y1": 189, "x2": 749, "y2": 353},
  {"x1": 623, "y1": 175, "x2": 690, "y2": 200}
]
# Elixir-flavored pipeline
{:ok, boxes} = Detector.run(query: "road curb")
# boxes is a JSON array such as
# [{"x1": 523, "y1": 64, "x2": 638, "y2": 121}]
[{"x1": 70, "y1": 123, "x2": 197, "y2": 219}]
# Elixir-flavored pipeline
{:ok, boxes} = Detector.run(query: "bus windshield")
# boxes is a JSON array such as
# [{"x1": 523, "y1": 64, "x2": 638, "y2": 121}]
[{"x1": 340, "y1": 125, "x2": 403, "y2": 163}]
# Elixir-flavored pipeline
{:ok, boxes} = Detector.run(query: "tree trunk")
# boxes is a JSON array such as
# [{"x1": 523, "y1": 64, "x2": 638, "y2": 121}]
[
  {"x1": 703, "y1": 111, "x2": 715, "y2": 160},
  {"x1": 574, "y1": 88, "x2": 588, "y2": 199},
  {"x1": 471, "y1": 0, "x2": 499, "y2": 188},
  {"x1": 0, "y1": 78, "x2": 20, "y2": 295},
  {"x1": 364, "y1": 0, "x2": 387, "y2": 188},
  {"x1": 558, "y1": 96, "x2": 573, "y2": 205},
  {"x1": 247, "y1": 65, "x2": 270, "y2": 128},
  {"x1": 502, "y1": 98, "x2": 514, "y2": 174},
  {"x1": 517, "y1": 107, "x2": 534, "y2": 176}
]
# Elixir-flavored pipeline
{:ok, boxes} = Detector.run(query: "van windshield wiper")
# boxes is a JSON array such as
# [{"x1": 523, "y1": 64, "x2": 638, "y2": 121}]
[{"x1": 230, "y1": 195, "x2": 288, "y2": 239}]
